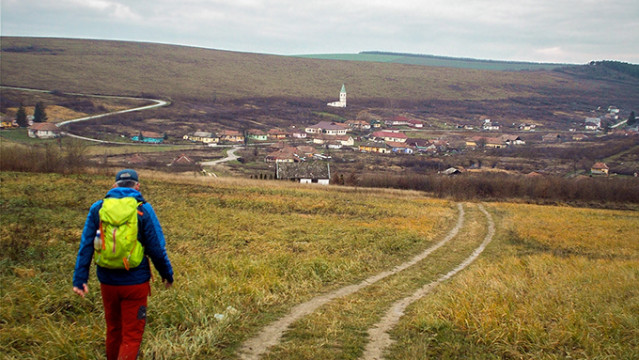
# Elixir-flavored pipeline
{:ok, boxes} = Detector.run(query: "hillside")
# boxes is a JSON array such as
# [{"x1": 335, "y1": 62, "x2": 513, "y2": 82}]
[
  {"x1": 1, "y1": 36, "x2": 633, "y2": 105},
  {"x1": 1, "y1": 172, "x2": 638, "y2": 358},
  {"x1": 296, "y1": 51, "x2": 567, "y2": 71}
]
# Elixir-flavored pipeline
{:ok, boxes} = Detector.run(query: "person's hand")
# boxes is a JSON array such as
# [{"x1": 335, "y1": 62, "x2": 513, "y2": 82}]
[
  {"x1": 73, "y1": 284, "x2": 89, "y2": 297},
  {"x1": 163, "y1": 278, "x2": 173, "y2": 289}
]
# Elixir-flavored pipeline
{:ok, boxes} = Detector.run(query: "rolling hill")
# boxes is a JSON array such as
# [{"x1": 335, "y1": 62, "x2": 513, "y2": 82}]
[
  {"x1": 2, "y1": 36, "x2": 635, "y2": 107},
  {"x1": 295, "y1": 51, "x2": 567, "y2": 71}
]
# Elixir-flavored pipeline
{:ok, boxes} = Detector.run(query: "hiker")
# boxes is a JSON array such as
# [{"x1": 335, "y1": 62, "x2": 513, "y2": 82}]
[{"x1": 72, "y1": 169, "x2": 174, "y2": 360}]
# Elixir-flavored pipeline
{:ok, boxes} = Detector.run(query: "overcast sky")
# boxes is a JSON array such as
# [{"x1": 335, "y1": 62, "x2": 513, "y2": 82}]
[{"x1": 2, "y1": 0, "x2": 638, "y2": 64}]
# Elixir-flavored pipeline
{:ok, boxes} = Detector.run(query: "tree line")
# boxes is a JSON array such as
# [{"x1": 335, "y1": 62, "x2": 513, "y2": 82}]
[{"x1": 14, "y1": 102, "x2": 47, "y2": 127}]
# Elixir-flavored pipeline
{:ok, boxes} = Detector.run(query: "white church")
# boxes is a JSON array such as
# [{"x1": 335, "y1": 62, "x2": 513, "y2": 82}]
[{"x1": 327, "y1": 84, "x2": 347, "y2": 108}]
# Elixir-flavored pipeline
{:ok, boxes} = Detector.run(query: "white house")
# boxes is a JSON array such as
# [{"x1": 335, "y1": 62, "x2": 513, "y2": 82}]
[
  {"x1": 371, "y1": 131, "x2": 407, "y2": 143},
  {"x1": 305, "y1": 121, "x2": 349, "y2": 136},
  {"x1": 28, "y1": 123, "x2": 61, "y2": 139},
  {"x1": 327, "y1": 84, "x2": 347, "y2": 108}
]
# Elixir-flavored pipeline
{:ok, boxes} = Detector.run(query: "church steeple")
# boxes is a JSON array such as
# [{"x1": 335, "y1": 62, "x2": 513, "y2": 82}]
[
  {"x1": 339, "y1": 84, "x2": 346, "y2": 106},
  {"x1": 327, "y1": 84, "x2": 347, "y2": 108}
]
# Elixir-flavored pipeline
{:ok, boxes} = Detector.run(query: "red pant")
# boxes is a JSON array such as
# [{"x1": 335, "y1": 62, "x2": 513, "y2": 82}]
[{"x1": 100, "y1": 282, "x2": 150, "y2": 360}]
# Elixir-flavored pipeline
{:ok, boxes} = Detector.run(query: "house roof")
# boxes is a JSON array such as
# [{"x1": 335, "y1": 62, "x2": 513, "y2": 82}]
[
  {"x1": 407, "y1": 139, "x2": 430, "y2": 147},
  {"x1": 500, "y1": 134, "x2": 521, "y2": 141},
  {"x1": 172, "y1": 154, "x2": 194, "y2": 165},
  {"x1": 442, "y1": 167, "x2": 462, "y2": 175},
  {"x1": 386, "y1": 141, "x2": 410, "y2": 148},
  {"x1": 29, "y1": 123, "x2": 59, "y2": 131},
  {"x1": 267, "y1": 146, "x2": 298, "y2": 159},
  {"x1": 592, "y1": 162, "x2": 609, "y2": 170},
  {"x1": 268, "y1": 128, "x2": 287, "y2": 135},
  {"x1": 360, "y1": 142, "x2": 387, "y2": 149},
  {"x1": 139, "y1": 131, "x2": 162, "y2": 138},
  {"x1": 307, "y1": 121, "x2": 348, "y2": 131},
  {"x1": 277, "y1": 161, "x2": 330, "y2": 180},
  {"x1": 340, "y1": 84, "x2": 346, "y2": 93},
  {"x1": 193, "y1": 131, "x2": 215, "y2": 137}
]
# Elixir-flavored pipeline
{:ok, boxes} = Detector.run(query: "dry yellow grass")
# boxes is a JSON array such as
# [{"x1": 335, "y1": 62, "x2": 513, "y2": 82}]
[{"x1": 388, "y1": 202, "x2": 639, "y2": 359}]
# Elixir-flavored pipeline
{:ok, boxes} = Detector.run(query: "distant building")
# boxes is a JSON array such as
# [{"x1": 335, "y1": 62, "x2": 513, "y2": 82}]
[
  {"x1": 183, "y1": 131, "x2": 218, "y2": 144},
  {"x1": 345, "y1": 120, "x2": 371, "y2": 130},
  {"x1": 441, "y1": 167, "x2": 463, "y2": 176},
  {"x1": 482, "y1": 119, "x2": 500, "y2": 131},
  {"x1": 370, "y1": 131, "x2": 407, "y2": 143},
  {"x1": 28, "y1": 123, "x2": 61, "y2": 139},
  {"x1": 305, "y1": 121, "x2": 349, "y2": 136},
  {"x1": 265, "y1": 146, "x2": 299, "y2": 163},
  {"x1": 276, "y1": 161, "x2": 331, "y2": 185},
  {"x1": 132, "y1": 131, "x2": 163, "y2": 143},
  {"x1": 542, "y1": 133, "x2": 562, "y2": 143},
  {"x1": 170, "y1": 154, "x2": 194, "y2": 166},
  {"x1": 584, "y1": 117, "x2": 601, "y2": 130},
  {"x1": 500, "y1": 135, "x2": 525, "y2": 146},
  {"x1": 219, "y1": 130, "x2": 245, "y2": 143},
  {"x1": 591, "y1": 162, "x2": 609, "y2": 176},
  {"x1": 247, "y1": 129, "x2": 268, "y2": 141},
  {"x1": 387, "y1": 141, "x2": 414, "y2": 154},
  {"x1": 267, "y1": 128, "x2": 288, "y2": 140},
  {"x1": 359, "y1": 142, "x2": 389, "y2": 154},
  {"x1": 327, "y1": 84, "x2": 347, "y2": 108}
]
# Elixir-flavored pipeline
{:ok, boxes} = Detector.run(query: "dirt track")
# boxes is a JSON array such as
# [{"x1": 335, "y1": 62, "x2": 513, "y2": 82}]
[
  {"x1": 239, "y1": 203, "x2": 466, "y2": 360},
  {"x1": 361, "y1": 204, "x2": 495, "y2": 360}
]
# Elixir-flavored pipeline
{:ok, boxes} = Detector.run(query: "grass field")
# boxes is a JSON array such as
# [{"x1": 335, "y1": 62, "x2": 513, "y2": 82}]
[{"x1": 1, "y1": 171, "x2": 637, "y2": 359}]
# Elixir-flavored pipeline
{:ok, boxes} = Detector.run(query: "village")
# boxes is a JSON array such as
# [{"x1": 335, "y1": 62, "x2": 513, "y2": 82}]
[{"x1": 3, "y1": 84, "x2": 637, "y2": 183}]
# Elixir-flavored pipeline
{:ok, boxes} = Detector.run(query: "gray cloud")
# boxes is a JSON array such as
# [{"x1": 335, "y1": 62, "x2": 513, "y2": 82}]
[{"x1": 1, "y1": 0, "x2": 638, "y2": 63}]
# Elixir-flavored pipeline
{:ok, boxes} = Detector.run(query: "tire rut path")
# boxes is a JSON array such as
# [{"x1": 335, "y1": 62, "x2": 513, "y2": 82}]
[
  {"x1": 238, "y1": 203, "x2": 465, "y2": 360},
  {"x1": 361, "y1": 204, "x2": 495, "y2": 360}
]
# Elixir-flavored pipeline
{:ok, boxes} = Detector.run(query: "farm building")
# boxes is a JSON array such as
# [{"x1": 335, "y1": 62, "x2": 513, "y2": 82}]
[
  {"x1": 276, "y1": 161, "x2": 331, "y2": 185},
  {"x1": 220, "y1": 130, "x2": 245, "y2": 143},
  {"x1": 359, "y1": 142, "x2": 389, "y2": 154},
  {"x1": 28, "y1": 123, "x2": 61, "y2": 139},
  {"x1": 305, "y1": 121, "x2": 349, "y2": 136},
  {"x1": 184, "y1": 131, "x2": 218, "y2": 144},
  {"x1": 132, "y1": 131, "x2": 163, "y2": 143},
  {"x1": 265, "y1": 146, "x2": 299, "y2": 163},
  {"x1": 591, "y1": 162, "x2": 609, "y2": 176},
  {"x1": 268, "y1": 128, "x2": 288, "y2": 140},
  {"x1": 247, "y1": 129, "x2": 268, "y2": 141},
  {"x1": 387, "y1": 141, "x2": 414, "y2": 154},
  {"x1": 370, "y1": 131, "x2": 407, "y2": 143}
]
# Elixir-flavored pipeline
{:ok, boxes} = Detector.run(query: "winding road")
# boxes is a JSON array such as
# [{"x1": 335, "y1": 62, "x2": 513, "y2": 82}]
[{"x1": 1, "y1": 86, "x2": 170, "y2": 144}]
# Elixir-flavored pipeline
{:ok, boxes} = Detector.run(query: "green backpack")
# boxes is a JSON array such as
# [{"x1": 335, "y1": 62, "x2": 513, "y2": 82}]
[{"x1": 95, "y1": 197, "x2": 145, "y2": 270}]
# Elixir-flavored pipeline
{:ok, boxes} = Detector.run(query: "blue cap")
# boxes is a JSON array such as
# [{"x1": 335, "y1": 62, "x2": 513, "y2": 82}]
[{"x1": 115, "y1": 169, "x2": 139, "y2": 182}]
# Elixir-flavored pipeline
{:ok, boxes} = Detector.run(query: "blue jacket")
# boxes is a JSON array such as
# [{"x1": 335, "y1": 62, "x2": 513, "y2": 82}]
[{"x1": 73, "y1": 187, "x2": 174, "y2": 288}]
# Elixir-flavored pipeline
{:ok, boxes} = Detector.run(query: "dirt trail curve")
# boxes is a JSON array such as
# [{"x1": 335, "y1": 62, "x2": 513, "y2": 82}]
[
  {"x1": 239, "y1": 203, "x2": 465, "y2": 360},
  {"x1": 362, "y1": 204, "x2": 495, "y2": 360},
  {"x1": 201, "y1": 146, "x2": 241, "y2": 165}
]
